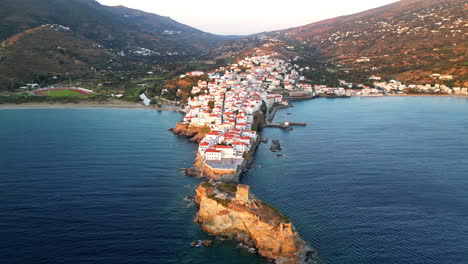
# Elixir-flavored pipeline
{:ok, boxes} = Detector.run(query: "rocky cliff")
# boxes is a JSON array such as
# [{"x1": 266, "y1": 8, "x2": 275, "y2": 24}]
[
  {"x1": 170, "y1": 123, "x2": 209, "y2": 143},
  {"x1": 183, "y1": 153, "x2": 241, "y2": 182},
  {"x1": 194, "y1": 182, "x2": 316, "y2": 264},
  {"x1": 185, "y1": 137, "x2": 261, "y2": 183}
]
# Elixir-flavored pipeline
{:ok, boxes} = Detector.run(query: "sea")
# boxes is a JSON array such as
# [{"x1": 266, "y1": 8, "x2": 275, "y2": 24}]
[{"x1": 1, "y1": 96, "x2": 467, "y2": 264}]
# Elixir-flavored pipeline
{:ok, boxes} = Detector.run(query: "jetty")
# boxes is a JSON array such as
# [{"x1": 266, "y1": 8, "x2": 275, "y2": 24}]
[{"x1": 265, "y1": 121, "x2": 306, "y2": 129}]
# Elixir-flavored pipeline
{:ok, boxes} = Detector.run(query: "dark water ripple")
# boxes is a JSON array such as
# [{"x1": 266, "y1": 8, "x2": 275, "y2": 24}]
[
  {"x1": 0, "y1": 109, "x2": 264, "y2": 264},
  {"x1": 1, "y1": 97, "x2": 467, "y2": 264},
  {"x1": 242, "y1": 97, "x2": 468, "y2": 264}
]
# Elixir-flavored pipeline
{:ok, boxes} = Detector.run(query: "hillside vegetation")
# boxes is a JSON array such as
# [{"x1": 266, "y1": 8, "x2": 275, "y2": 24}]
[
  {"x1": 0, "y1": 0, "x2": 465, "y2": 92},
  {"x1": 0, "y1": 0, "x2": 230, "y2": 90}
]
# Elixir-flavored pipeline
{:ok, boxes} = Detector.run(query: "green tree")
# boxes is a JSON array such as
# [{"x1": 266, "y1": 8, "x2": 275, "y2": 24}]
[{"x1": 207, "y1": 100, "x2": 215, "y2": 110}]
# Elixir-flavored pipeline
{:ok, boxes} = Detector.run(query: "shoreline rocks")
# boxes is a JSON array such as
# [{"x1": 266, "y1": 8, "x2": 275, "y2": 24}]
[
  {"x1": 170, "y1": 123, "x2": 208, "y2": 143},
  {"x1": 191, "y1": 240, "x2": 212, "y2": 248},
  {"x1": 180, "y1": 138, "x2": 261, "y2": 184},
  {"x1": 270, "y1": 140, "x2": 282, "y2": 152},
  {"x1": 172, "y1": 103, "x2": 319, "y2": 263},
  {"x1": 194, "y1": 182, "x2": 318, "y2": 264},
  {"x1": 202, "y1": 240, "x2": 212, "y2": 247}
]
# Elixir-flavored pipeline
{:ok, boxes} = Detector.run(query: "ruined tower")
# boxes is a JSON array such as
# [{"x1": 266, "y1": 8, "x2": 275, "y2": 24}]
[{"x1": 235, "y1": 184, "x2": 251, "y2": 204}]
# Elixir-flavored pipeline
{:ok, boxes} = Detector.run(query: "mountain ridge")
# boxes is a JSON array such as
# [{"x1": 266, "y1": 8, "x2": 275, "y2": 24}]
[
  {"x1": 267, "y1": 0, "x2": 466, "y2": 86},
  {"x1": 0, "y1": 0, "x2": 232, "y2": 89},
  {"x1": 0, "y1": 0, "x2": 229, "y2": 52},
  {"x1": 0, "y1": 0, "x2": 465, "y2": 90}
]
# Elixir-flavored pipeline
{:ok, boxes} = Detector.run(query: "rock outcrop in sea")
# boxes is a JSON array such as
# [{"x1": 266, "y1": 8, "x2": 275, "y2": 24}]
[
  {"x1": 170, "y1": 123, "x2": 208, "y2": 143},
  {"x1": 270, "y1": 139, "x2": 282, "y2": 152},
  {"x1": 194, "y1": 182, "x2": 316, "y2": 264}
]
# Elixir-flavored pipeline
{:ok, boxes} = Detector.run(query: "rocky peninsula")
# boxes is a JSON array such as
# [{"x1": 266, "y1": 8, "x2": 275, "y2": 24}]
[
  {"x1": 194, "y1": 182, "x2": 316, "y2": 264},
  {"x1": 171, "y1": 54, "x2": 318, "y2": 263}
]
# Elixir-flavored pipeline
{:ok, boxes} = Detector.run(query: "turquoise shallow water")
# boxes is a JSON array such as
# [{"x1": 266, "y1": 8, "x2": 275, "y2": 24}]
[{"x1": 1, "y1": 97, "x2": 467, "y2": 264}]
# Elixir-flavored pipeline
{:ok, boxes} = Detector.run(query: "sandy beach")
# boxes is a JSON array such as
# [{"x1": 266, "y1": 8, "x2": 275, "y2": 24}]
[
  {"x1": 0, "y1": 101, "x2": 184, "y2": 112},
  {"x1": 1, "y1": 95, "x2": 465, "y2": 110}
]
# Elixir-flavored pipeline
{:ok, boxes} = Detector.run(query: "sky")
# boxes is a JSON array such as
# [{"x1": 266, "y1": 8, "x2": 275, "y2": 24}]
[{"x1": 97, "y1": 0, "x2": 398, "y2": 35}]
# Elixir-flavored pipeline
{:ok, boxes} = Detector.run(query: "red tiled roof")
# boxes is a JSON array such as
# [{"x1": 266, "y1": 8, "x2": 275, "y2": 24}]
[
  {"x1": 206, "y1": 149, "x2": 220, "y2": 153},
  {"x1": 232, "y1": 142, "x2": 248, "y2": 145},
  {"x1": 215, "y1": 145, "x2": 233, "y2": 149}
]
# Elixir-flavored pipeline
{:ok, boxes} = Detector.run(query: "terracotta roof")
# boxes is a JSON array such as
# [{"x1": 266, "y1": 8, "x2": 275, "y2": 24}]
[
  {"x1": 206, "y1": 149, "x2": 220, "y2": 153},
  {"x1": 232, "y1": 142, "x2": 248, "y2": 145},
  {"x1": 215, "y1": 145, "x2": 233, "y2": 149}
]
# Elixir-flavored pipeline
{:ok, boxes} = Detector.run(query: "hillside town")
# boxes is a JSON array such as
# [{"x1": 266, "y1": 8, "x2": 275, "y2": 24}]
[
  {"x1": 314, "y1": 2, "x2": 465, "y2": 46},
  {"x1": 320, "y1": 79, "x2": 468, "y2": 97},
  {"x1": 373, "y1": 80, "x2": 468, "y2": 95},
  {"x1": 177, "y1": 52, "x2": 467, "y2": 176},
  {"x1": 180, "y1": 55, "x2": 309, "y2": 172}
]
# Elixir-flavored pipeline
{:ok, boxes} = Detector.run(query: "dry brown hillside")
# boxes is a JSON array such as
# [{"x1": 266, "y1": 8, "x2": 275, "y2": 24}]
[{"x1": 274, "y1": 0, "x2": 467, "y2": 85}]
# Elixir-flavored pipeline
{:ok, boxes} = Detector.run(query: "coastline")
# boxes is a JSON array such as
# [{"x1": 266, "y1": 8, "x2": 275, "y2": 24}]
[
  {"x1": 0, "y1": 101, "x2": 184, "y2": 112},
  {"x1": 171, "y1": 54, "x2": 321, "y2": 263},
  {"x1": 383, "y1": 94, "x2": 466, "y2": 97},
  {"x1": 1, "y1": 94, "x2": 465, "y2": 111},
  {"x1": 175, "y1": 99, "x2": 319, "y2": 263},
  {"x1": 181, "y1": 113, "x2": 317, "y2": 264}
]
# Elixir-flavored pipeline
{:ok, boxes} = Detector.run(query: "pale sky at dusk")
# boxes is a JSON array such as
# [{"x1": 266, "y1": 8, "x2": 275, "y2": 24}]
[{"x1": 97, "y1": 0, "x2": 398, "y2": 35}]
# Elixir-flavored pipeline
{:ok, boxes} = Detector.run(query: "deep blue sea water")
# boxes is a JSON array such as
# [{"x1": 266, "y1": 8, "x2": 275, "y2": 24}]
[
  {"x1": 1, "y1": 97, "x2": 467, "y2": 264},
  {"x1": 242, "y1": 97, "x2": 468, "y2": 264},
  {"x1": 0, "y1": 109, "x2": 262, "y2": 264}
]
